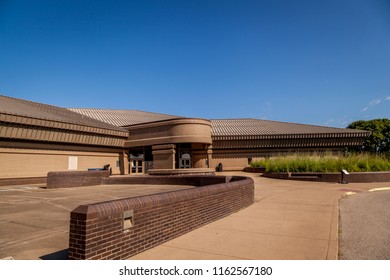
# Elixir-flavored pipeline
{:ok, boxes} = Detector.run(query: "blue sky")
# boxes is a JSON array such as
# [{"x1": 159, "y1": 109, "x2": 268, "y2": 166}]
[{"x1": 1, "y1": 0, "x2": 389, "y2": 127}]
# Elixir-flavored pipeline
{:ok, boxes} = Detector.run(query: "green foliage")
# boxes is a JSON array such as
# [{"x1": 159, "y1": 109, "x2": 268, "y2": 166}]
[
  {"x1": 250, "y1": 153, "x2": 390, "y2": 173},
  {"x1": 348, "y1": 118, "x2": 390, "y2": 154}
]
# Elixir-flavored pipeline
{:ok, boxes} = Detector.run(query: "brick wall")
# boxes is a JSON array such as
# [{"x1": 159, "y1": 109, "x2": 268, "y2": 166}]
[
  {"x1": 47, "y1": 170, "x2": 110, "y2": 188},
  {"x1": 0, "y1": 177, "x2": 47, "y2": 186},
  {"x1": 262, "y1": 172, "x2": 390, "y2": 183},
  {"x1": 243, "y1": 167, "x2": 266, "y2": 173},
  {"x1": 68, "y1": 175, "x2": 254, "y2": 260},
  {"x1": 102, "y1": 174, "x2": 247, "y2": 187}
]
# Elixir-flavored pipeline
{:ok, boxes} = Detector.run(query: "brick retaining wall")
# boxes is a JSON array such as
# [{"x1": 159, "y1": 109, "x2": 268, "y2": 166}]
[
  {"x1": 0, "y1": 177, "x2": 47, "y2": 186},
  {"x1": 102, "y1": 174, "x2": 241, "y2": 186},
  {"x1": 262, "y1": 172, "x2": 390, "y2": 183},
  {"x1": 243, "y1": 167, "x2": 266, "y2": 173},
  {"x1": 47, "y1": 170, "x2": 110, "y2": 188},
  {"x1": 68, "y1": 176, "x2": 254, "y2": 260}
]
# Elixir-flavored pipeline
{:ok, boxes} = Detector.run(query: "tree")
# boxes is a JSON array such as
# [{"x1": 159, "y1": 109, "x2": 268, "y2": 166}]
[{"x1": 347, "y1": 119, "x2": 390, "y2": 154}]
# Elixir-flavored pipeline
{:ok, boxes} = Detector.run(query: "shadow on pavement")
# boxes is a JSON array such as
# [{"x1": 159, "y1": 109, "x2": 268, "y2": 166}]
[{"x1": 40, "y1": 249, "x2": 68, "y2": 260}]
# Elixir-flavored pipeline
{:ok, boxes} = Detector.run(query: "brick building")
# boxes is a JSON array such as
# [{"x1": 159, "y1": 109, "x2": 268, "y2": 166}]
[{"x1": 0, "y1": 95, "x2": 369, "y2": 184}]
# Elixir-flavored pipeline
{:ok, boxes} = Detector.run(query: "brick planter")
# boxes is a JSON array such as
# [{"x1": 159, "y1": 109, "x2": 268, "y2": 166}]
[
  {"x1": 68, "y1": 175, "x2": 254, "y2": 260},
  {"x1": 47, "y1": 170, "x2": 109, "y2": 188},
  {"x1": 243, "y1": 167, "x2": 266, "y2": 173},
  {"x1": 262, "y1": 171, "x2": 390, "y2": 183},
  {"x1": 0, "y1": 177, "x2": 46, "y2": 186}
]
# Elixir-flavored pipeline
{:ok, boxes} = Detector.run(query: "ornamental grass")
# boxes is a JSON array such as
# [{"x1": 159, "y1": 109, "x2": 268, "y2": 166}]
[{"x1": 250, "y1": 153, "x2": 390, "y2": 173}]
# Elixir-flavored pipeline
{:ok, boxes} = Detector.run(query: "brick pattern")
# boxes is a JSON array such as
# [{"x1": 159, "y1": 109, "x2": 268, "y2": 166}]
[
  {"x1": 47, "y1": 170, "x2": 109, "y2": 188},
  {"x1": 243, "y1": 167, "x2": 266, "y2": 173},
  {"x1": 68, "y1": 176, "x2": 254, "y2": 260},
  {"x1": 263, "y1": 172, "x2": 390, "y2": 183},
  {"x1": 0, "y1": 177, "x2": 46, "y2": 186},
  {"x1": 103, "y1": 175, "x2": 236, "y2": 187}
]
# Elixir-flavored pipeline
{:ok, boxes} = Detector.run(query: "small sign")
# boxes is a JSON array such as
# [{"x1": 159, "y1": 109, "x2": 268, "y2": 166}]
[
  {"x1": 342, "y1": 169, "x2": 349, "y2": 175},
  {"x1": 68, "y1": 156, "x2": 78, "y2": 170}
]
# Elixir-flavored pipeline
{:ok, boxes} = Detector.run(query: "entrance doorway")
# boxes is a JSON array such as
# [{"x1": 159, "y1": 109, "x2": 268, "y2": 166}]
[
  {"x1": 131, "y1": 159, "x2": 143, "y2": 174},
  {"x1": 176, "y1": 144, "x2": 192, "y2": 169},
  {"x1": 128, "y1": 146, "x2": 153, "y2": 174},
  {"x1": 179, "y1": 153, "x2": 191, "y2": 169},
  {"x1": 129, "y1": 153, "x2": 143, "y2": 174}
]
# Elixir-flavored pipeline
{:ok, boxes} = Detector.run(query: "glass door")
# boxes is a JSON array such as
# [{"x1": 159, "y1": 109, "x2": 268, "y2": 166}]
[
  {"x1": 129, "y1": 152, "x2": 144, "y2": 174},
  {"x1": 179, "y1": 153, "x2": 191, "y2": 169}
]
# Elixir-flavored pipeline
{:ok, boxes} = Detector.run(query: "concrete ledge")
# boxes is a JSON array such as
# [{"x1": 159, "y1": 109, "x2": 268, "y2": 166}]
[
  {"x1": 148, "y1": 168, "x2": 215, "y2": 176},
  {"x1": 0, "y1": 256, "x2": 14, "y2": 260},
  {"x1": 68, "y1": 175, "x2": 254, "y2": 260},
  {"x1": 46, "y1": 170, "x2": 110, "y2": 188},
  {"x1": 262, "y1": 171, "x2": 390, "y2": 183}
]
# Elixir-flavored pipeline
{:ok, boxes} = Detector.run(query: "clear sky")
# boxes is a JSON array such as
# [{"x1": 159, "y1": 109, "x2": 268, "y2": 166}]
[{"x1": 1, "y1": 0, "x2": 389, "y2": 127}]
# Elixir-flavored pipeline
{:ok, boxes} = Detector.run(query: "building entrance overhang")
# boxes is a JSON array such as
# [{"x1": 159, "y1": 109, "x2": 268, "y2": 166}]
[{"x1": 124, "y1": 118, "x2": 212, "y2": 148}]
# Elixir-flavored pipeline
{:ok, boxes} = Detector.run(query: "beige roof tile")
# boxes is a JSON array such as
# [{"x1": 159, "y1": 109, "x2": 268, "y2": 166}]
[
  {"x1": 69, "y1": 108, "x2": 182, "y2": 127},
  {"x1": 0, "y1": 95, "x2": 127, "y2": 134},
  {"x1": 211, "y1": 118, "x2": 369, "y2": 138}
]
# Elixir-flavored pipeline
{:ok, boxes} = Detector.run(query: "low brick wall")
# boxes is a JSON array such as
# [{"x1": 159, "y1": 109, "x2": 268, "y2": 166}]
[
  {"x1": 243, "y1": 167, "x2": 266, "y2": 173},
  {"x1": 0, "y1": 177, "x2": 47, "y2": 186},
  {"x1": 47, "y1": 170, "x2": 110, "y2": 188},
  {"x1": 102, "y1": 174, "x2": 241, "y2": 186},
  {"x1": 148, "y1": 168, "x2": 215, "y2": 176},
  {"x1": 262, "y1": 172, "x2": 390, "y2": 183},
  {"x1": 68, "y1": 175, "x2": 254, "y2": 260}
]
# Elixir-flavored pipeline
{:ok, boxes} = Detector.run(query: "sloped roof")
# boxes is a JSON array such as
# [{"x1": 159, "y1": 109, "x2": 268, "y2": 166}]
[
  {"x1": 1, "y1": 95, "x2": 369, "y2": 144},
  {"x1": 211, "y1": 119, "x2": 369, "y2": 139},
  {"x1": 68, "y1": 108, "x2": 182, "y2": 127},
  {"x1": 0, "y1": 95, "x2": 128, "y2": 135}
]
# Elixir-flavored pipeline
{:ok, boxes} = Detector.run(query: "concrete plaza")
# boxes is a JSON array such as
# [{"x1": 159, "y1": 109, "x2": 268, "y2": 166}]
[{"x1": 0, "y1": 172, "x2": 389, "y2": 260}]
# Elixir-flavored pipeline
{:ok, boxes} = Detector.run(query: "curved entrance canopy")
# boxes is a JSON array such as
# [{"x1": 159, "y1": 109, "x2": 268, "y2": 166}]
[
  {"x1": 124, "y1": 118, "x2": 212, "y2": 147},
  {"x1": 125, "y1": 118, "x2": 212, "y2": 171}
]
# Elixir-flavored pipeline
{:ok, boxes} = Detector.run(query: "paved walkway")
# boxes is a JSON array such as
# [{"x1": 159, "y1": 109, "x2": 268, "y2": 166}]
[
  {"x1": 339, "y1": 189, "x2": 390, "y2": 259},
  {"x1": 130, "y1": 173, "x2": 389, "y2": 260},
  {"x1": 0, "y1": 183, "x2": 195, "y2": 260},
  {"x1": 1, "y1": 172, "x2": 389, "y2": 260}
]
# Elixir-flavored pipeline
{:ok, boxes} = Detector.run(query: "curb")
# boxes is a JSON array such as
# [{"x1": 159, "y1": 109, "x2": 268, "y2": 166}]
[{"x1": 369, "y1": 187, "x2": 390, "y2": 192}]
